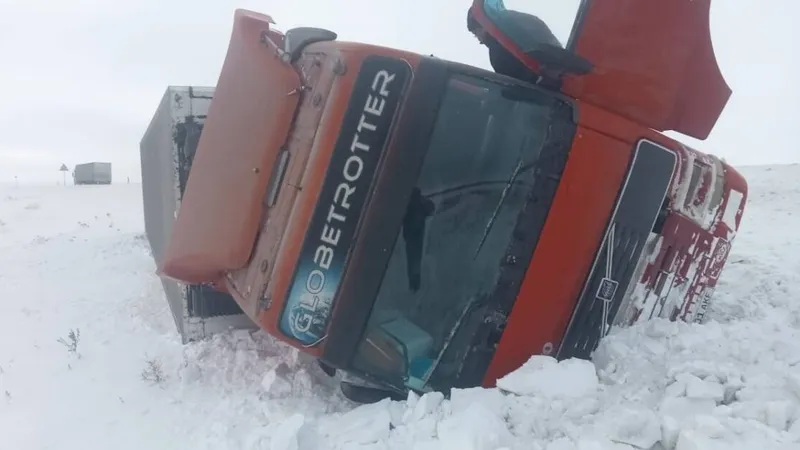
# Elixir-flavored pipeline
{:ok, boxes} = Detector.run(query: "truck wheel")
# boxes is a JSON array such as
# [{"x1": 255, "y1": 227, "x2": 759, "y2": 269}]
[{"x1": 340, "y1": 381, "x2": 406, "y2": 404}]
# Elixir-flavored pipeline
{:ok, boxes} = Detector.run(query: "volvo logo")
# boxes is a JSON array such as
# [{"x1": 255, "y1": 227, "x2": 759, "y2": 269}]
[{"x1": 598, "y1": 223, "x2": 619, "y2": 337}]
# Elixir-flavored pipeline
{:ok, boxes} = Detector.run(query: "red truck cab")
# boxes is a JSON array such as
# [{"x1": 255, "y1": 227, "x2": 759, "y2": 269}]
[{"x1": 155, "y1": 1, "x2": 746, "y2": 402}]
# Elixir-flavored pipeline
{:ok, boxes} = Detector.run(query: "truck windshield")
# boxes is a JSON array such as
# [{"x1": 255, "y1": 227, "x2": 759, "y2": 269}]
[{"x1": 351, "y1": 73, "x2": 574, "y2": 393}]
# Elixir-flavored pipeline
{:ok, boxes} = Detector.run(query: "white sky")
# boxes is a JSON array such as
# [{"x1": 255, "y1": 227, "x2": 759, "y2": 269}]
[{"x1": 0, "y1": 0, "x2": 797, "y2": 183}]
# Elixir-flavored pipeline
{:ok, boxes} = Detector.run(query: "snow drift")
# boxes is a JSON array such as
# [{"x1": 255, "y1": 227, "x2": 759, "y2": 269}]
[{"x1": 1, "y1": 164, "x2": 799, "y2": 450}]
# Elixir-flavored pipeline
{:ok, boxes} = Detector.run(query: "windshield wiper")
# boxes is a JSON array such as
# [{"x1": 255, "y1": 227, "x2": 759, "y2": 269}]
[
  {"x1": 421, "y1": 293, "x2": 486, "y2": 385},
  {"x1": 402, "y1": 187, "x2": 435, "y2": 292},
  {"x1": 473, "y1": 139, "x2": 527, "y2": 259}
]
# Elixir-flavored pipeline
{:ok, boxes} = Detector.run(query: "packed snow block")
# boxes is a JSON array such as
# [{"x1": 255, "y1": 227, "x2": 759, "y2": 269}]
[
  {"x1": 74, "y1": 162, "x2": 112, "y2": 185},
  {"x1": 139, "y1": 86, "x2": 256, "y2": 343}
]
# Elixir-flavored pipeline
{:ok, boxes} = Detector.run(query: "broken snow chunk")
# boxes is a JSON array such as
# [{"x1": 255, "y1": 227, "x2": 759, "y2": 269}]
[
  {"x1": 545, "y1": 437, "x2": 576, "y2": 450},
  {"x1": 291, "y1": 368, "x2": 313, "y2": 396},
  {"x1": 260, "y1": 364, "x2": 293, "y2": 397},
  {"x1": 764, "y1": 400, "x2": 794, "y2": 431},
  {"x1": 402, "y1": 391, "x2": 444, "y2": 424},
  {"x1": 660, "y1": 415, "x2": 681, "y2": 450},
  {"x1": 674, "y1": 430, "x2": 712, "y2": 450},
  {"x1": 607, "y1": 408, "x2": 662, "y2": 449},
  {"x1": 788, "y1": 416, "x2": 800, "y2": 440},
  {"x1": 785, "y1": 372, "x2": 800, "y2": 400},
  {"x1": 406, "y1": 390, "x2": 420, "y2": 409},
  {"x1": 324, "y1": 398, "x2": 392, "y2": 445},
  {"x1": 178, "y1": 361, "x2": 202, "y2": 384},
  {"x1": 268, "y1": 414, "x2": 305, "y2": 450},
  {"x1": 413, "y1": 440, "x2": 452, "y2": 450},
  {"x1": 436, "y1": 402, "x2": 513, "y2": 450},
  {"x1": 659, "y1": 397, "x2": 717, "y2": 423},
  {"x1": 496, "y1": 355, "x2": 599, "y2": 399},
  {"x1": 564, "y1": 396, "x2": 602, "y2": 419},
  {"x1": 685, "y1": 375, "x2": 724, "y2": 402},
  {"x1": 578, "y1": 439, "x2": 637, "y2": 450},
  {"x1": 672, "y1": 417, "x2": 735, "y2": 450},
  {"x1": 545, "y1": 437, "x2": 633, "y2": 450},
  {"x1": 644, "y1": 318, "x2": 680, "y2": 338},
  {"x1": 691, "y1": 415, "x2": 727, "y2": 439},
  {"x1": 387, "y1": 400, "x2": 407, "y2": 429},
  {"x1": 664, "y1": 377, "x2": 689, "y2": 399},
  {"x1": 449, "y1": 387, "x2": 507, "y2": 417}
]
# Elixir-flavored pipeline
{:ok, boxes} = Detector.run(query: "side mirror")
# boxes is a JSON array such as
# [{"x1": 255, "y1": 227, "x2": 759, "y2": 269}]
[{"x1": 283, "y1": 27, "x2": 338, "y2": 63}]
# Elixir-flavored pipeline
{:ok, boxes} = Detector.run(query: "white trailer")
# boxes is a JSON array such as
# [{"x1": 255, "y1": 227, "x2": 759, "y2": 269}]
[
  {"x1": 74, "y1": 162, "x2": 112, "y2": 185},
  {"x1": 139, "y1": 86, "x2": 255, "y2": 343}
]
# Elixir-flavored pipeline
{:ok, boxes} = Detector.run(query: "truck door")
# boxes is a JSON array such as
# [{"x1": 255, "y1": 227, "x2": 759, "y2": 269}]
[{"x1": 471, "y1": 0, "x2": 730, "y2": 140}]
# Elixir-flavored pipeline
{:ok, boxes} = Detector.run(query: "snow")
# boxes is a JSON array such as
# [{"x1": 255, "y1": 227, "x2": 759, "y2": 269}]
[
  {"x1": 721, "y1": 189, "x2": 744, "y2": 232},
  {"x1": 2, "y1": 164, "x2": 800, "y2": 450},
  {"x1": 496, "y1": 355, "x2": 599, "y2": 399}
]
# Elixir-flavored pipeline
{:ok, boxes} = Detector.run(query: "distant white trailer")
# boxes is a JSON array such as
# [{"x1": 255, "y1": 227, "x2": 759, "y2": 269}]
[{"x1": 74, "y1": 162, "x2": 112, "y2": 185}]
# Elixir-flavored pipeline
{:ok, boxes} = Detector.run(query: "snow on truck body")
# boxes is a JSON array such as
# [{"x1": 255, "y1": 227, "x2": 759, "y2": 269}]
[
  {"x1": 614, "y1": 147, "x2": 748, "y2": 329},
  {"x1": 146, "y1": 3, "x2": 747, "y2": 400}
]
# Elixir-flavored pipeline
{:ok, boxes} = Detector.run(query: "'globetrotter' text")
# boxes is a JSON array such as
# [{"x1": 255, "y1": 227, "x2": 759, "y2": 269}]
[
  {"x1": 280, "y1": 56, "x2": 411, "y2": 345},
  {"x1": 293, "y1": 71, "x2": 395, "y2": 334}
]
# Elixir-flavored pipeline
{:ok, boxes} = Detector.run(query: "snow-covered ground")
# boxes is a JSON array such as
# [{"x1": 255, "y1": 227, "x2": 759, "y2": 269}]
[{"x1": 1, "y1": 165, "x2": 799, "y2": 450}]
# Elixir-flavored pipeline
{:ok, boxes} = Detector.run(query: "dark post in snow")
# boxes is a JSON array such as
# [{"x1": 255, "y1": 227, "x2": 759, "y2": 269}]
[{"x1": 59, "y1": 163, "x2": 69, "y2": 185}]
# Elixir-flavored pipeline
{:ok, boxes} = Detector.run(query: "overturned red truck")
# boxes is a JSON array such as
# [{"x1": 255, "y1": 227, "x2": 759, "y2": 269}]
[{"x1": 141, "y1": 0, "x2": 747, "y2": 402}]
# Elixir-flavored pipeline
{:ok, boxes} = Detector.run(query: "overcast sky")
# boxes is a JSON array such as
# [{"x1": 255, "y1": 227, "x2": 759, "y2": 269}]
[{"x1": 0, "y1": 0, "x2": 797, "y2": 183}]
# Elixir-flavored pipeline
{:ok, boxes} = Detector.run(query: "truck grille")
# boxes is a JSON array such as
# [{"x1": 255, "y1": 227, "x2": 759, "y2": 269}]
[{"x1": 557, "y1": 139, "x2": 677, "y2": 360}]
